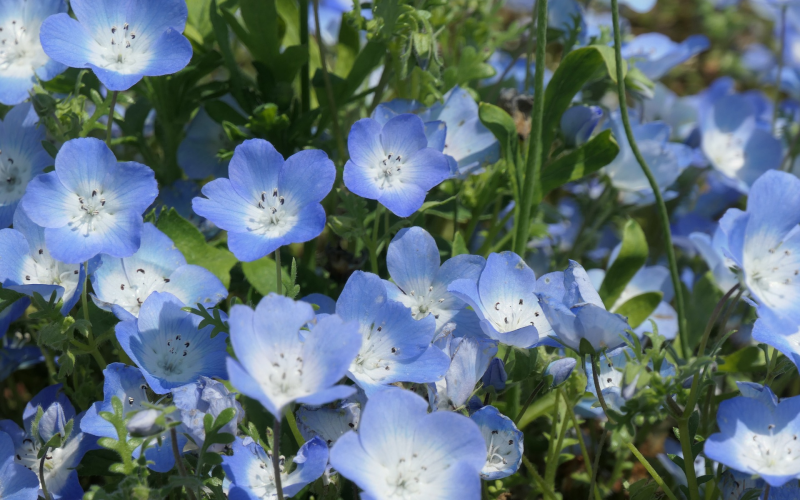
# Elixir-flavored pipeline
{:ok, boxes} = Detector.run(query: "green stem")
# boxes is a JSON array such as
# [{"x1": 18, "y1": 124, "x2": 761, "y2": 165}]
[
  {"x1": 774, "y1": 5, "x2": 788, "y2": 135},
  {"x1": 39, "y1": 446, "x2": 52, "y2": 500},
  {"x1": 272, "y1": 416, "x2": 285, "y2": 500},
  {"x1": 545, "y1": 390, "x2": 568, "y2": 488},
  {"x1": 512, "y1": 0, "x2": 547, "y2": 256},
  {"x1": 106, "y1": 91, "x2": 118, "y2": 146},
  {"x1": 312, "y1": 0, "x2": 346, "y2": 162},
  {"x1": 171, "y1": 427, "x2": 197, "y2": 500},
  {"x1": 81, "y1": 261, "x2": 107, "y2": 369},
  {"x1": 625, "y1": 442, "x2": 680, "y2": 500},
  {"x1": 609, "y1": 0, "x2": 688, "y2": 359},
  {"x1": 678, "y1": 418, "x2": 700, "y2": 500},
  {"x1": 590, "y1": 354, "x2": 616, "y2": 424},
  {"x1": 522, "y1": 456, "x2": 558, "y2": 500},
  {"x1": 587, "y1": 428, "x2": 607, "y2": 500},
  {"x1": 368, "y1": 205, "x2": 383, "y2": 275},
  {"x1": 515, "y1": 380, "x2": 545, "y2": 424},
  {"x1": 275, "y1": 249, "x2": 283, "y2": 296},
  {"x1": 285, "y1": 408, "x2": 304, "y2": 447},
  {"x1": 299, "y1": 0, "x2": 310, "y2": 115},
  {"x1": 560, "y1": 388, "x2": 601, "y2": 500}
]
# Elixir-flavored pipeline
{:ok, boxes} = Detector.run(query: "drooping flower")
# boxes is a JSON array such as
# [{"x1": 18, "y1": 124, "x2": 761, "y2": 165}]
[
  {"x1": 470, "y1": 405, "x2": 523, "y2": 480},
  {"x1": 704, "y1": 382, "x2": 800, "y2": 487},
  {"x1": 448, "y1": 252, "x2": 552, "y2": 348},
  {"x1": 335, "y1": 271, "x2": 450, "y2": 396},
  {"x1": 536, "y1": 260, "x2": 631, "y2": 353},
  {"x1": 193, "y1": 139, "x2": 335, "y2": 262},
  {"x1": 385, "y1": 226, "x2": 485, "y2": 338},
  {"x1": 81, "y1": 363, "x2": 186, "y2": 472},
  {"x1": 39, "y1": 0, "x2": 193, "y2": 91},
  {"x1": 0, "y1": 103, "x2": 50, "y2": 228},
  {"x1": 344, "y1": 114, "x2": 451, "y2": 217},
  {"x1": 0, "y1": 430, "x2": 39, "y2": 500},
  {"x1": 428, "y1": 335, "x2": 498, "y2": 412},
  {"x1": 0, "y1": 385, "x2": 96, "y2": 499},
  {"x1": 621, "y1": 33, "x2": 710, "y2": 81},
  {"x1": 227, "y1": 294, "x2": 361, "y2": 418},
  {"x1": 482, "y1": 357, "x2": 507, "y2": 392},
  {"x1": 172, "y1": 376, "x2": 244, "y2": 452},
  {"x1": 296, "y1": 401, "x2": 361, "y2": 447},
  {"x1": 115, "y1": 292, "x2": 228, "y2": 394},
  {"x1": 330, "y1": 388, "x2": 486, "y2": 499},
  {"x1": 0, "y1": 206, "x2": 83, "y2": 315},
  {"x1": 21, "y1": 137, "x2": 158, "y2": 264},
  {"x1": 0, "y1": 0, "x2": 67, "y2": 105},
  {"x1": 90, "y1": 222, "x2": 227, "y2": 321},
  {"x1": 223, "y1": 435, "x2": 329, "y2": 499}
]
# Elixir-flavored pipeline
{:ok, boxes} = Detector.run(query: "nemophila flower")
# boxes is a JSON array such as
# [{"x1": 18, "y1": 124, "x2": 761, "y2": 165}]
[
  {"x1": 470, "y1": 405, "x2": 523, "y2": 480},
  {"x1": 545, "y1": 357, "x2": 577, "y2": 387},
  {"x1": 428, "y1": 335, "x2": 498, "y2": 412},
  {"x1": 193, "y1": 139, "x2": 335, "y2": 262},
  {"x1": 39, "y1": 0, "x2": 193, "y2": 91},
  {"x1": 0, "y1": 430, "x2": 39, "y2": 500},
  {"x1": 0, "y1": 385, "x2": 95, "y2": 499},
  {"x1": 115, "y1": 292, "x2": 228, "y2": 394},
  {"x1": 704, "y1": 382, "x2": 800, "y2": 487},
  {"x1": 448, "y1": 252, "x2": 552, "y2": 349},
  {"x1": 536, "y1": 260, "x2": 631, "y2": 353},
  {"x1": 81, "y1": 363, "x2": 187, "y2": 472},
  {"x1": 0, "y1": 331, "x2": 42, "y2": 383},
  {"x1": 641, "y1": 83, "x2": 700, "y2": 143},
  {"x1": 330, "y1": 388, "x2": 486, "y2": 500},
  {"x1": 482, "y1": 357, "x2": 507, "y2": 392},
  {"x1": 301, "y1": 293, "x2": 337, "y2": 315},
  {"x1": 296, "y1": 401, "x2": 361, "y2": 447},
  {"x1": 604, "y1": 112, "x2": 692, "y2": 205},
  {"x1": 689, "y1": 226, "x2": 739, "y2": 292},
  {"x1": 0, "y1": 0, "x2": 67, "y2": 105},
  {"x1": 178, "y1": 107, "x2": 232, "y2": 180},
  {"x1": 172, "y1": 376, "x2": 244, "y2": 452},
  {"x1": 561, "y1": 106, "x2": 603, "y2": 147},
  {"x1": 620, "y1": 33, "x2": 709, "y2": 81},
  {"x1": 385, "y1": 227, "x2": 485, "y2": 338},
  {"x1": 582, "y1": 346, "x2": 636, "y2": 414},
  {"x1": 336, "y1": 271, "x2": 450, "y2": 396},
  {"x1": 21, "y1": 138, "x2": 157, "y2": 264},
  {"x1": 223, "y1": 435, "x2": 329, "y2": 500},
  {"x1": 90, "y1": 222, "x2": 227, "y2": 321},
  {"x1": 0, "y1": 206, "x2": 83, "y2": 315},
  {"x1": 227, "y1": 294, "x2": 361, "y2": 417},
  {"x1": 657, "y1": 438, "x2": 709, "y2": 489},
  {"x1": 155, "y1": 180, "x2": 218, "y2": 238},
  {"x1": 700, "y1": 93, "x2": 782, "y2": 193},
  {"x1": 344, "y1": 114, "x2": 451, "y2": 217},
  {"x1": 0, "y1": 103, "x2": 50, "y2": 228}
]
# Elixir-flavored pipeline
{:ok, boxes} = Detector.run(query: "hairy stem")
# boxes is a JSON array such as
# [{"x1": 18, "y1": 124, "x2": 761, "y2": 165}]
[
  {"x1": 39, "y1": 446, "x2": 51, "y2": 500},
  {"x1": 272, "y1": 417, "x2": 285, "y2": 500}
]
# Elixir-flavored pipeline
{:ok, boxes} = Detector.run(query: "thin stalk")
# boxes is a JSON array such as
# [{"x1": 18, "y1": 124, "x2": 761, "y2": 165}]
[
  {"x1": 275, "y1": 249, "x2": 283, "y2": 296},
  {"x1": 625, "y1": 442, "x2": 680, "y2": 500},
  {"x1": 560, "y1": 388, "x2": 602, "y2": 500},
  {"x1": 515, "y1": 380, "x2": 545, "y2": 424},
  {"x1": 524, "y1": 2, "x2": 536, "y2": 93},
  {"x1": 368, "y1": 204, "x2": 383, "y2": 274},
  {"x1": 764, "y1": 484, "x2": 771, "y2": 500},
  {"x1": 774, "y1": 5, "x2": 788, "y2": 134},
  {"x1": 587, "y1": 428, "x2": 607, "y2": 500},
  {"x1": 285, "y1": 408, "x2": 304, "y2": 447},
  {"x1": 545, "y1": 390, "x2": 568, "y2": 488},
  {"x1": 609, "y1": 0, "x2": 688, "y2": 358},
  {"x1": 299, "y1": 0, "x2": 310, "y2": 115},
  {"x1": 81, "y1": 261, "x2": 107, "y2": 369},
  {"x1": 39, "y1": 447, "x2": 51, "y2": 500},
  {"x1": 513, "y1": 0, "x2": 548, "y2": 256},
  {"x1": 678, "y1": 418, "x2": 700, "y2": 500},
  {"x1": 272, "y1": 417, "x2": 285, "y2": 500},
  {"x1": 312, "y1": 0, "x2": 346, "y2": 161},
  {"x1": 170, "y1": 427, "x2": 197, "y2": 500},
  {"x1": 522, "y1": 456, "x2": 558, "y2": 500},
  {"x1": 590, "y1": 354, "x2": 616, "y2": 424},
  {"x1": 106, "y1": 91, "x2": 118, "y2": 145}
]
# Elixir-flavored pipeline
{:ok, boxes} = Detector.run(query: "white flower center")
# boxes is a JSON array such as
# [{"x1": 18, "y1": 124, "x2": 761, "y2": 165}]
[
  {"x1": 486, "y1": 297, "x2": 540, "y2": 333},
  {"x1": 68, "y1": 187, "x2": 111, "y2": 235},
  {"x1": 745, "y1": 243, "x2": 800, "y2": 311},
  {"x1": 481, "y1": 429, "x2": 518, "y2": 475},
  {"x1": 22, "y1": 246, "x2": 81, "y2": 292},
  {"x1": 248, "y1": 453, "x2": 286, "y2": 500},
  {"x1": 0, "y1": 17, "x2": 48, "y2": 75},
  {"x1": 397, "y1": 285, "x2": 445, "y2": 320},
  {"x1": 97, "y1": 23, "x2": 142, "y2": 69},
  {"x1": 743, "y1": 427, "x2": 800, "y2": 475},
  {"x1": 352, "y1": 322, "x2": 400, "y2": 380},
  {"x1": 152, "y1": 333, "x2": 196, "y2": 379},
  {"x1": 702, "y1": 129, "x2": 746, "y2": 178},
  {"x1": 374, "y1": 153, "x2": 406, "y2": 190}
]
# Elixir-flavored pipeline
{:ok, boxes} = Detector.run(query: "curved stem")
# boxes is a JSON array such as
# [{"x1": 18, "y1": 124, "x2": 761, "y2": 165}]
[
  {"x1": 515, "y1": 380, "x2": 545, "y2": 424},
  {"x1": 625, "y1": 442, "x2": 680, "y2": 500},
  {"x1": 513, "y1": 0, "x2": 548, "y2": 256},
  {"x1": 106, "y1": 91, "x2": 118, "y2": 146},
  {"x1": 587, "y1": 428, "x2": 607, "y2": 500},
  {"x1": 590, "y1": 354, "x2": 616, "y2": 424},
  {"x1": 522, "y1": 456, "x2": 558, "y2": 500},
  {"x1": 272, "y1": 416, "x2": 285, "y2": 500},
  {"x1": 39, "y1": 446, "x2": 51, "y2": 500},
  {"x1": 170, "y1": 427, "x2": 197, "y2": 500},
  {"x1": 774, "y1": 5, "x2": 788, "y2": 134},
  {"x1": 609, "y1": 0, "x2": 688, "y2": 358},
  {"x1": 275, "y1": 249, "x2": 283, "y2": 296},
  {"x1": 312, "y1": 0, "x2": 346, "y2": 162}
]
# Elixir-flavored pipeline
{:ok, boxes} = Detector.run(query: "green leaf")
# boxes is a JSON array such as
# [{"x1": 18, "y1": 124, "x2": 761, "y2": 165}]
[
  {"x1": 375, "y1": 0, "x2": 402, "y2": 37},
  {"x1": 239, "y1": 0, "x2": 281, "y2": 64},
  {"x1": 509, "y1": 348, "x2": 537, "y2": 382},
  {"x1": 685, "y1": 272, "x2": 725, "y2": 352},
  {"x1": 0, "y1": 286, "x2": 26, "y2": 314},
  {"x1": 338, "y1": 41, "x2": 386, "y2": 103},
  {"x1": 451, "y1": 232, "x2": 469, "y2": 257},
  {"x1": 598, "y1": 219, "x2": 648, "y2": 308},
  {"x1": 41, "y1": 140, "x2": 59, "y2": 159},
  {"x1": 717, "y1": 346, "x2": 766, "y2": 373},
  {"x1": 540, "y1": 130, "x2": 619, "y2": 195},
  {"x1": 478, "y1": 102, "x2": 518, "y2": 164},
  {"x1": 443, "y1": 46, "x2": 495, "y2": 89},
  {"x1": 613, "y1": 292, "x2": 662, "y2": 329},
  {"x1": 540, "y1": 45, "x2": 626, "y2": 165},
  {"x1": 156, "y1": 208, "x2": 237, "y2": 288},
  {"x1": 241, "y1": 256, "x2": 294, "y2": 297}
]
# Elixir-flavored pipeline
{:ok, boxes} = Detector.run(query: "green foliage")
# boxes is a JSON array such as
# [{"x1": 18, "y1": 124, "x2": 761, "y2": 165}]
[
  {"x1": 614, "y1": 292, "x2": 663, "y2": 329},
  {"x1": 598, "y1": 219, "x2": 648, "y2": 309},
  {"x1": 540, "y1": 130, "x2": 619, "y2": 195}
]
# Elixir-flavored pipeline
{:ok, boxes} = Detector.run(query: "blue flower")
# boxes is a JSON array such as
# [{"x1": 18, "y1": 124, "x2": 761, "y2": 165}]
[
  {"x1": 296, "y1": 401, "x2": 361, "y2": 447},
  {"x1": 193, "y1": 139, "x2": 335, "y2": 262},
  {"x1": 545, "y1": 357, "x2": 577, "y2": 387},
  {"x1": 448, "y1": 252, "x2": 552, "y2": 348},
  {"x1": 689, "y1": 225, "x2": 739, "y2": 292},
  {"x1": 0, "y1": 332, "x2": 42, "y2": 383},
  {"x1": 329, "y1": 388, "x2": 486, "y2": 499},
  {"x1": 620, "y1": 33, "x2": 709, "y2": 80},
  {"x1": 344, "y1": 114, "x2": 451, "y2": 217},
  {"x1": 483, "y1": 51, "x2": 553, "y2": 93},
  {"x1": 700, "y1": 93, "x2": 783, "y2": 193},
  {"x1": 582, "y1": 346, "x2": 637, "y2": 414},
  {"x1": 223, "y1": 435, "x2": 329, "y2": 499},
  {"x1": 0, "y1": 430, "x2": 39, "y2": 500},
  {"x1": 154, "y1": 180, "x2": 219, "y2": 238},
  {"x1": 115, "y1": 292, "x2": 228, "y2": 394},
  {"x1": 536, "y1": 260, "x2": 631, "y2": 353},
  {"x1": 81, "y1": 362, "x2": 186, "y2": 472},
  {"x1": 385, "y1": 227, "x2": 485, "y2": 338},
  {"x1": 470, "y1": 405, "x2": 523, "y2": 480},
  {"x1": 0, "y1": 103, "x2": 51, "y2": 228},
  {"x1": 177, "y1": 107, "x2": 232, "y2": 180},
  {"x1": 21, "y1": 137, "x2": 158, "y2": 264},
  {"x1": 300, "y1": 293, "x2": 337, "y2": 315},
  {"x1": 561, "y1": 105, "x2": 603, "y2": 147},
  {"x1": 172, "y1": 376, "x2": 244, "y2": 452},
  {"x1": 0, "y1": 385, "x2": 96, "y2": 500},
  {"x1": 90, "y1": 222, "x2": 227, "y2": 321},
  {"x1": 428, "y1": 335, "x2": 498, "y2": 411},
  {"x1": 39, "y1": 0, "x2": 193, "y2": 91},
  {"x1": 0, "y1": 0, "x2": 67, "y2": 105},
  {"x1": 227, "y1": 294, "x2": 361, "y2": 417},
  {"x1": 0, "y1": 206, "x2": 84, "y2": 315},
  {"x1": 336, "y1": 271, "x2": 451, "y2": 396},
  {"x1": 704, "y1": 382, "x2": 800, "y2": 487},
  {"x1": 482, "y1": 357, "x2": 507, "y2": 392}
]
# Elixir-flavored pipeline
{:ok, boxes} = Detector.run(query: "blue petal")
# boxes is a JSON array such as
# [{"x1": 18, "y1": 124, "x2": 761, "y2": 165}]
[
  {"x1": 279, "y1": 149, "x2": 335, "y2": 207},
  {"x1": 470, "y1": 406, "x2": 523, "y2": 479},
  {"x1": 386, "y1": 227, "x2": 440, "y2": 299}
]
